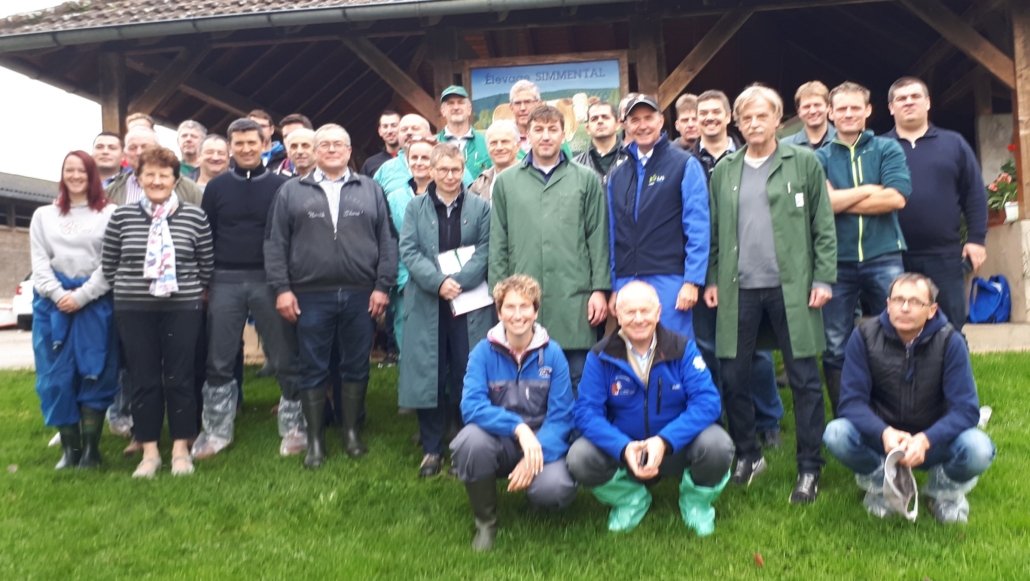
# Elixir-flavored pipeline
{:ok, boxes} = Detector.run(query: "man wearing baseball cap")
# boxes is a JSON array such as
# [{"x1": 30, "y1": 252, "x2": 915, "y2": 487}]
[{"x1": 436, "y1": 85, "x2": 492, "y2": 181}]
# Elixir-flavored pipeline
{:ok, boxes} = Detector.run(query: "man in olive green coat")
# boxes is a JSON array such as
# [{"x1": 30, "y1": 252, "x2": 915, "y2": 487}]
[
  {"x1": 399, "y1": 143, "x2": 494, "y2": 477},
  {"x1": 489, "y1": 106, "x2": 610, "y2": 392},
  {"x1": 705, "y1": 86, "x2": 836, "y2": 504}
]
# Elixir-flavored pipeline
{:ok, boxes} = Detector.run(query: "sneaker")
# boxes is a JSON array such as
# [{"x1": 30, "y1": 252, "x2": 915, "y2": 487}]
[
  {"x1": 419, "y1": 454, "x2": 442, "y2": 478},
  {"x1": 759, "y1": 429, "x2": 782, "y2": 449},
  {"x1": 731, "y1": 456, "x2": 767, "y2": 486},
  {"x1": 789, "y1": 472, "x2": 820, "y2": 504}
]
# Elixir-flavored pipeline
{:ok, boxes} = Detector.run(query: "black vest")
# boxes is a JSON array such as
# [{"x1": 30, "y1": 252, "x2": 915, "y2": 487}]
[{"x1": 858, "y1": 318, "x2": 954, "y2": 435}]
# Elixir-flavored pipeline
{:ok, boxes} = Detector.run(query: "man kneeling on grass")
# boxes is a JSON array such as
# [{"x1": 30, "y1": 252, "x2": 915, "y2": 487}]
[
  {"x1": 567, "y1": 281, "x2": 733, "y2": 535},
  {"x1": 824, "y1": 273, "x2": 995, "y2": 523},
  {"x1": 450, "y1": 275, "x2": 577, "y2": 551}
]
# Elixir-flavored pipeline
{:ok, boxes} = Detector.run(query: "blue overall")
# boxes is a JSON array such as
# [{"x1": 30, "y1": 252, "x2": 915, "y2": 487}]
[{"x1": 32, "y1": 273, "x2": 119, "y2": 426}]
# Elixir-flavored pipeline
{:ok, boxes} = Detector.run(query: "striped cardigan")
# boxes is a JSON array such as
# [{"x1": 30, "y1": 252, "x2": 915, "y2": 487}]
[{"x1": 102, "y1": 203, "x2": 214, "y2": 310}]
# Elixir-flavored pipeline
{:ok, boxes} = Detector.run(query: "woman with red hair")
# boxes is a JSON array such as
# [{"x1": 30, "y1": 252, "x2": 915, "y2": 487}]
[{"x1": 30, "y1": 150, "x2": 120, "y2": 470}]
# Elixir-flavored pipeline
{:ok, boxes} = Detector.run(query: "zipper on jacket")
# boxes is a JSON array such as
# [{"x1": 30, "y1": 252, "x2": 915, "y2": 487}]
[
  {"x1": 643, "y1": 377, "x2": 651, "y2": 438},
  {"x1": 844, "y1": 141, "x2": 864, "y2": 262},
  {"x1": 656, "y1": 377, "x2": 662, "y2": 415}
]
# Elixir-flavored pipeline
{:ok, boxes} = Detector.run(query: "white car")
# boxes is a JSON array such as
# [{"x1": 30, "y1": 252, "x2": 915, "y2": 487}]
[{"x1": 12, "y1": 274, "x2": 33, "y2": 330}]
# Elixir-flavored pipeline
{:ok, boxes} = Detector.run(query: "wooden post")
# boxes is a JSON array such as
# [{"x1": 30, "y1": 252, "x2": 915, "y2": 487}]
[
  {"x1": 342, "y1": 37, "x2": 441, "y2": 127},
  {"x1": 657, "y1": 9, "x2": 753, "y2": 111},
  {"x1": 1013, "y1": 0, "x2": 1030, "y2": 220},
  {"x1": 427, "y1": 28, "x2": 458, "y2": 106},
  {"x1": 629, "y1": 16, "x2": 664, "y2": 97},
  {"x1": 98, "y1": 52, "x2": 126, "y2": 134}
]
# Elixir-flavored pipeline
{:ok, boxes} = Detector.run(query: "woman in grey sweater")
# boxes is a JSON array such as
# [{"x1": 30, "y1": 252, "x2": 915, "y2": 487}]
[
  {"x1": 30, "y1": 150, "x2": 119, "y2": 470},
  {"x1": 102, "y1": 146, "x2": 213, "y2": 478}
]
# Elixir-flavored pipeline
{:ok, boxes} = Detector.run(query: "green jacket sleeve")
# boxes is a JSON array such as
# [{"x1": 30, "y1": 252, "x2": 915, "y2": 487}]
[
  {"x1": 582, "y1": 170, "x2": 611, "y2": 292},
  {"x1": 399, "y1": 199, "x2": 447, "y2": 296},
  {"x1": 806, "y1": 154, "x2": 838, "y2": 285},
  {"x1": 488, "y1": 175, "x2": 510, "y2": 291}
]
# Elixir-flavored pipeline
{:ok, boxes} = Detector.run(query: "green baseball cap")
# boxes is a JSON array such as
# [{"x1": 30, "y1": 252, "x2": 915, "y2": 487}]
[{"x1": 440, "y1": 85, "x2": 469, "y2": 101}]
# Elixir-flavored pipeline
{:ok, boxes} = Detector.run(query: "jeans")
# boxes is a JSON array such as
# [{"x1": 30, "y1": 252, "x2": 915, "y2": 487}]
[
  {"x1": 693, "y1": 298, "x2": 782, "y2": 430},
  {"x1": 417, "y1": 307, "x2": 470, "y2": 456},
  {"x1": 903, "y1": 252, "x2": 967, "y2": 332},
  {"x1": 206, "y1": 271, "x2": 300, "y2": 399},
  {"x1": 824, "y1": 418, "x2": 995, "y2": 482},
  {"x1": 822, "y1": 253, "x2": 905, "y2": 371},
  {"x1": 295, "y1": 290, "x2": 374, "y2": 391},
  {"x1": 720, "y1": 287, "x2": 825, "y2": 473},
  {"x1": 566, "y1": 424, "x2": 734, "y2": 488},
  {"x1": 564, "y1": 349, "x2": 588, "y2": 398},
  {"x1": 115, "y1": 307, "x2": 203, "y2": 442}
]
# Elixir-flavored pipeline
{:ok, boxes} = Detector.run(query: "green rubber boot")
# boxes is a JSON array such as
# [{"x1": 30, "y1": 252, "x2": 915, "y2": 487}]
[
  {"x1": 679, "y1": 469, "x2": 730, "y2": 536},
  {"x1": 55, "y1": 425, "x2": 82, "y2": 470},
  {"x1": 78, "y1": 406, "x2": 105, "y2": 469},
  {"x1": 591, "y1": 468, "x2": 652, "y2": 532}
]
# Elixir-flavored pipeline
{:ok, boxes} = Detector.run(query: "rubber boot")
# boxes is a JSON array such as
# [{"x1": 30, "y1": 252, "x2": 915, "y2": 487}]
[
  {"x1": 55, "y1": 424, "x2": 81, "y2": 470},
  {"x1": 464, "y1": 478, "x2": 498, "y2": 551},
  {"x1": 299, "y1": 388, "x2": 327, "y2": 469},
  {"x1": 78, "y1": 406, "x2": 105, "y2": 469},
  {"x1": 590, "y1": 468, "x2": 652, "y2": 532},
  {"x1": 679, "y1": 469, "x2": 730, "y2": 536},
  {"x1": 341, "y1": 381, "x2": 368, "y2": 457},
  {"x1": 924, "y1": 464, "x2": 977, "y2": 523},
  {"x1": 824, "y1": 368, "x2": 842, "y2": 418}
]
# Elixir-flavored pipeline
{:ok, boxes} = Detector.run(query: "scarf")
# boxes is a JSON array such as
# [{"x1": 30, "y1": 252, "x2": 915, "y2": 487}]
[{"x1": 140, "y1": 191, "x2": 180, "y2": 297}]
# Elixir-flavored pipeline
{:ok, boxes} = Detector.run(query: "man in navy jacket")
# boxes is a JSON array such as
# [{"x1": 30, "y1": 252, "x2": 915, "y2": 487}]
[
  {"x1": 568, "y1": 281, "x2": 733, "y2": 536},
  {"x1": 824, "y1": 273, "x2": 994, "y2": 523}
]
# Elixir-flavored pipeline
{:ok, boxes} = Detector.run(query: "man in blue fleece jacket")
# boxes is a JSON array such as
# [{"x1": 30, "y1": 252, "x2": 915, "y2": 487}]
[
  {"x1": 816, "y1": 81, "x2": 912, "y2": 417},
  {"x1": 824, "y1": 273, "x2": 994, "y2": 523},
  {"x1": 568, "y1": 281, "x2": 733, "y2": 536}
]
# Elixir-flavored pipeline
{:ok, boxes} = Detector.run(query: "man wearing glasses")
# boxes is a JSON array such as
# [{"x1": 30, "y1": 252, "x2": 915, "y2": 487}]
[
  {"x1": 507, "y1": 80, "x2": 573, "y2": 161},
  {"x1": 824, "y1": 273, "x2": 994, "y2": 523},
  {"x1": 265, "y1": 124, "x2": 397, "y2": 469},
  {"x1": 883, "y1": 77, "x2": 987, "y2": 333}
]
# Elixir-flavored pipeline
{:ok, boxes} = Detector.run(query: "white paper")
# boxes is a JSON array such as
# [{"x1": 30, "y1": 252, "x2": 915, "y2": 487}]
[{"x1": 438, "y1": 246, "x2": 493, "y2": 315}]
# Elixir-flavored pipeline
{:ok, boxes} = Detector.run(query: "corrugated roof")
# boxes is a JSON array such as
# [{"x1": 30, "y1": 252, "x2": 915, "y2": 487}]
[
  {"x1": 0, "y1": 0, "x2": 404, "y2": 36},
  {"x1": 0, "y1": 172, "x2": 58, "y2": 204}
]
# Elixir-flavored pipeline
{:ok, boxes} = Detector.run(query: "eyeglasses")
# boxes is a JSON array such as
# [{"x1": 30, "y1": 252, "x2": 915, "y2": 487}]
[
  {"x1": 434, "y1": 167, "x2": 464, "y2": 176},
  {"x1": 888, "y1": 296, "x2": 933, "y2": 308},
  {"x1": 892, "y1": 94, "x2": 926, "y2": 104}
]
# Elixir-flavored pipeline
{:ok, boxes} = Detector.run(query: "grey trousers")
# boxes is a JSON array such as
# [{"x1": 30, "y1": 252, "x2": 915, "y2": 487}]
[
  {"x1": 566, "y1": 424, "x2": 734, "y2": 488},
  {"x1": 450, "y1": 424, "x2": 578, "y2": 511},
  {"x1": 206, "y1": 270, "x2": 300, "y2": 399}
]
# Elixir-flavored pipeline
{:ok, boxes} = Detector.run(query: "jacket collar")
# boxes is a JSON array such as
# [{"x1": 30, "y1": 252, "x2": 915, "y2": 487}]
[
  {"x1": 300, "y1": 168, "x2": 359, "y2": 188},
  {"x1": 832, "y1": 129, "x2": 874, "y2": 150},
  {"x1": 594, "y1": 323, "x2": 685, "y2": 365},
  {"x1": 622, "y1": 133, "x2": 671, "y2": 161},
  {"x1": 487, "y1": 322, "x2": 550, "y2": 363},
  {"x1": 876, "y1": 308, "x2": 950, "y2": 346},
  {"x1": 883, "y1": 123, "x2": 939, "y2": 141}
]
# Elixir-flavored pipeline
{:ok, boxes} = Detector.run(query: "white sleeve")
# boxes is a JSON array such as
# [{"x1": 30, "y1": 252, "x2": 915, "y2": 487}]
[{"x1": 29, "y1": 207, "x2": 69, "y2": 303}]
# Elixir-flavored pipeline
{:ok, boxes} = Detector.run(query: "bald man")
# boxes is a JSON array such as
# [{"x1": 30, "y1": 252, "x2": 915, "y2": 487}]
[
  {"x1": 105, "y1": 126, "x2": 203, "y2": 206},
  {"x1": 568, "y1": 281, "x2": 733, "y2": 536},
  {"x1": 374, "y1": 114, "x2": 474, "y2": 195}
]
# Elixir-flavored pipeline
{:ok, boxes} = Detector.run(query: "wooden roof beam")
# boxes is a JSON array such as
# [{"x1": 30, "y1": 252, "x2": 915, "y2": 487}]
[
  {"x1": 658, "y1": 9, "x2": 754, "y2": 111},
  {"x1": 341, "y1": 37, "x2": 439, "y2": 125},
  {"x1": 899, "y1": 0, "x2": 1014, "y2": 88},
  {"x1": 128, "y1": 45, "x2": 210, "y2": 115},
  {"x1": 912, "y1": 0, "x2": 1004, "y2": 77}
]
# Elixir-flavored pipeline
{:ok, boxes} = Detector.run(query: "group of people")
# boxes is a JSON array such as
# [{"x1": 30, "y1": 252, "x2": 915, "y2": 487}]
[{"x1": 30, "y1": 74, "x2": 996, "y2": 551}]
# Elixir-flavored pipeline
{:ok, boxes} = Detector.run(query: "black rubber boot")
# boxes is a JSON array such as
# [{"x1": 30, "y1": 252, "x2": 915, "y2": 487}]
[
  {"x1": 78, "y1": 406, "x2": 105, "y2": 469},
  {"x1": 55, "y1": 425, "x2": 82, "y2": 470},
  {"x1": 341, "y1": 381, "x2": 368, "y2": 457},
  {"x1": 299, "y1": 388, "x2": 327, "y2": 469},
  {"x1": 464, "y1": 478, "x2": 498, "y2": 551},
  {"x1": 824, "y1": 368, "x2": 842, "y2": 419}
]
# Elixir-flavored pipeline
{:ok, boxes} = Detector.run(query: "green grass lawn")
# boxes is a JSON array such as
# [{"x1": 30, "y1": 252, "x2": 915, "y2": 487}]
[{"x1": 1, "y1": 354, "x2": 1028, "y2": 580}]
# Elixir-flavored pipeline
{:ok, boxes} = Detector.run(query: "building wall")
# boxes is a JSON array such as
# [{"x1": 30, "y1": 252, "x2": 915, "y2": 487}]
[{"x1": 0, "y1": 227, "x2": 31, "y2": 295}]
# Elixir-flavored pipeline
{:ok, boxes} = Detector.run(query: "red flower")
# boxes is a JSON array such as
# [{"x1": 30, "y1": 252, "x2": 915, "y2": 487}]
[{"x1": 1008, "y1": 144, "x2": 1017, "y2": 152}]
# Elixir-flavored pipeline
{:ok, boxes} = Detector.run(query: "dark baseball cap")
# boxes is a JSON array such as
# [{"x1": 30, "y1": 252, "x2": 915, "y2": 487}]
[
  {"x1": 622, "y1": 94, "x2": 660, "y2": 121},
  {"x1": 441, "y1": 85, "x2": 469, "y2": 101}
]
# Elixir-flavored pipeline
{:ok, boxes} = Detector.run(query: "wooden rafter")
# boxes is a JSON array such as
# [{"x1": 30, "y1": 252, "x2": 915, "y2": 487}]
[
  {"x1": 911, "y1": 0, "x2": 1004, "y2": 77},
  {"x1": 128, "y1": 45, "x2": 210, "y2": 115},
  {"x1": 341, "y1": 37, "x2": 439, "y2": 124}
]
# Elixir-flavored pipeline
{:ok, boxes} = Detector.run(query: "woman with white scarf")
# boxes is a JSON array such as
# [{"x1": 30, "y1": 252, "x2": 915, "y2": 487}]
[{"x1": 102, "y1": 146, "x2": 213, "y2": 478}]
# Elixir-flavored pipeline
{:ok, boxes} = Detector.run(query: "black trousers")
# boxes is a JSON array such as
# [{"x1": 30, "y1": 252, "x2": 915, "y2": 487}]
[
  {"x1": 416, "y1": 306, "x2": 469, "y2": 456},
  {"x1": 719, "y1": 288, "x2": 825, "y2": 474},
  {"x1": 116, "y1": 308, "x2": 204, "y2": 443}
]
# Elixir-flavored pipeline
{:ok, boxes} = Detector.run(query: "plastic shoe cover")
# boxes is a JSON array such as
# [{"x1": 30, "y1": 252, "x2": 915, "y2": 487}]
[
  {"x1": 924, "y1": 464, "x2": 977, "y2": 524},
  {"x1": 863, "y1": 490, "x2": 895, "y2": 518},
  {"x1": 107, "y1": 416, "x2": 133, "y2": 438},
  {"x1": 591, "y1": 468, "x2": 652, "y2": 532},
  {"x1": 854, "y1": 459, "x2": 886, "y2": 493},
  {"x1": 48, "y1": 432, "x2": 61, "y2": 447},
  {"x1": 200, "y1": 381, "x2": 238, "y2": 441},
  {"x1": 280, "y1": 428, "x2": 307, "y2": 456},
  {"x1": 277, "y1": 397, "x2": 307, "y2": 437},
  {"x1": 679, "y1": 469, "x2": 730, "y2": 536},
  {"x1": 191, "y1": 432, "x2": 231, "y2": 459}
]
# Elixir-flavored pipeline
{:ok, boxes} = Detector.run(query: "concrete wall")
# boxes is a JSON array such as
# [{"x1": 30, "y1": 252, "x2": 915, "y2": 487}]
[
  {"x1": 0, "y1": 227, "x2": 30, "y2": 296},
  {"x1": 977, "y1": 114, "x2": 1014, "y2": 187},
  {"x1": 981, "y1": 219, "x2": 1030, "y2": 323}
]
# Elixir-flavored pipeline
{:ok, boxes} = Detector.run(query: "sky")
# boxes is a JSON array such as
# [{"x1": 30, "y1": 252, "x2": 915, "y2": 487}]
[{"x1": 0, "y1": 1, "x2": 179, "y2": 182}]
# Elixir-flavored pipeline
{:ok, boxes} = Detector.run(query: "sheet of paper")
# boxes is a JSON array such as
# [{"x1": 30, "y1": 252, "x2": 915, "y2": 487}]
[{"x1": 437, "y1": 246, "x2": 493, "y2": 315}]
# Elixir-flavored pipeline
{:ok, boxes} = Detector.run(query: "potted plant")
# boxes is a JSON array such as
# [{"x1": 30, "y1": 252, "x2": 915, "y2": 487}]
[{"x1": 986, "y1": 152, "x2": 1018, "y2": 227}]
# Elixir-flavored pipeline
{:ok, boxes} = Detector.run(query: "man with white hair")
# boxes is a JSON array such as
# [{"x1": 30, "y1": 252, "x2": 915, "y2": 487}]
[
  {"x1": 468, "y1": 120, "x2": 519, "y2": 202},
  {"x1": 177, "y1": 120, "x2": 207, "y2": 177},
  {"x1": 568, "y1": 281, "x2": 733, "y2": 536},
  {"x1": 508, "y1": 80, "x2": 573, "y2": 160},
  {"x1": 266, "y1": 123, "x2": 397, "y2": 469},
  {"x1": 706, "y1": 84, "x2": 837, "y2": 503},
  {"x1": 105, "y1": 126, "x2": 202, "y2": 206},
  {"x1": 375, "y1": 114, "x2": 473, "y2": 195},
  {"x1": 282, "y1": 127, "x2": 316, "y2": 178}
]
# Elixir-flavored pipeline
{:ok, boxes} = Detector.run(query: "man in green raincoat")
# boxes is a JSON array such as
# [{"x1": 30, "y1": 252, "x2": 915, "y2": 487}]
[{"x1": 705, "y1": 85, "x2": 837, "y2": 504}]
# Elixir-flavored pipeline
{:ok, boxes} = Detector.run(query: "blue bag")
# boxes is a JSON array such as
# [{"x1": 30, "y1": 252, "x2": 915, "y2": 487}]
[{"x1": 968, "y1": 275, "x2": 1011, "y2": 324}]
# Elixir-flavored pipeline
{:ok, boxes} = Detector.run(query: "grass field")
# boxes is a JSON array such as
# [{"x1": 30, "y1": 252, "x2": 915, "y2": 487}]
[{"x1": 1, "y1": 353, "x2": 1028, "y2": 580}]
